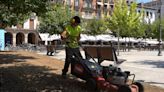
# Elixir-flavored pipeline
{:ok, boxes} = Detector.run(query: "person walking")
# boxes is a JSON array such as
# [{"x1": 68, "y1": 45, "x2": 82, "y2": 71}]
[{"x1": 60, "y1": 16, "x2": 82, "y2": 77}]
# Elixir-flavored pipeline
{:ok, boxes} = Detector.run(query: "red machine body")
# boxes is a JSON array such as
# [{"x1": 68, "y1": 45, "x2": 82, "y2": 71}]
[{"x1": 71, "y1": 58, "x2": 143, "y2": 92}]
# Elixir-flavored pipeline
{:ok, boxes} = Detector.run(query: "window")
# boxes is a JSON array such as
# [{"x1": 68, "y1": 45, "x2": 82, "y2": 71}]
[
  {"x1": 126, "y1": 1, "x2": 129, "y2": 4},
  {"x1": 97, "y1": 5, "x2": 101, "y2": 9},
  {"x1": 146, "y1": 11, "x2": 149, "y2": 17},
  {"x1": 104, "y1": 0, "x2": 108, "y2": 3},
  {"x1": 75, "y1": 0, "x2": 79, "y2": 6},
  {"x1": 29, "y1": 19, "x2": 34, "y2": 29},
  {"x1": 110, "y1": 5, "x2": 113, "y2": 9},
  {"x1": 83, "y1": 1, "x2": 92, "y2": 8},
  {"x1": 66, "y1": 0, "x2": 71, "y2": 5},
  {"x1": 109, "y1": 0, "x2": 114, "y2": 3},
  {"x1": 104, "y1": 5, "x2": 107, "y2": 9},
  {"x1": 150, "y1": 12, "x2": 152, "y2": 18},
  {"x1": 83, "y1": 1, "x2": 87, "y2": 8}
]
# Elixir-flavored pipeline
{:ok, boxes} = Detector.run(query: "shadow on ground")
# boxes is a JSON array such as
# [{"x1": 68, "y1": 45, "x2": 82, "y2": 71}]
[
  {"x1": 146, "y1": 82, "x2": 164, "y2": 85},
  {"x1": 1, "y1": 51, "x2": 164, "y2": 92},
  {"x1": 0, "y1": 63, "x2": 91, "y2": 92},
  {"x1": 137, "y1": 80, "x2": 164, "y2": 86},
  {"x1": 133, "y1": 60, "x2": 164, "y2": 68},
  {"x1": 0, "y1": 53, "x2": 36, "y2": 64}
]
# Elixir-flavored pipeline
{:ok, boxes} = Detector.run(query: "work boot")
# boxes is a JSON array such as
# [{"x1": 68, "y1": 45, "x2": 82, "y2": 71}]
[{"x1": 61, "y1": 72, "x2": 67, "y2": 78}]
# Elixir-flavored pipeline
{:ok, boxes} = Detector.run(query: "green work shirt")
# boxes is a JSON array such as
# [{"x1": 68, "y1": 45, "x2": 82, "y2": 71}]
[{"x1": 65, "y1": 25, "x2": 81, "y2": 48}]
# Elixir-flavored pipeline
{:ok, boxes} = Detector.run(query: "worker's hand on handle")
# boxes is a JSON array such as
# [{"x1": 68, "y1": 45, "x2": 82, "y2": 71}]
[{"x1": 61, "y1": 30, "x2": 67, "y2": 40}]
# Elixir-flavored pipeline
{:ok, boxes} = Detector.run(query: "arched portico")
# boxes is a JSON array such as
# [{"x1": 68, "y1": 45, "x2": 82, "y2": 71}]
[
  {"x1": 5, "y1": 32, "x2": 13, "y2": 45},
  {"x1": 16, "y1": 32, "x2": 25, "y2": 45},
  {"x1": 5, "y1": 28, "x2": 40, "y2": 47},
  {"x1": 28, "y1": 33, "x2": 36, "y2": 44}
]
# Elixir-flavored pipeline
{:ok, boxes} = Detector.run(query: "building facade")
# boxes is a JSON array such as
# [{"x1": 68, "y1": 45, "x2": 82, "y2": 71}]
[
  {"x1": 62, "y1": 0, "x2": 156, "y2": 21},
  {"x1": 4, "y1": 14, "x2": 40, "y2": 47},
  {"x1": 62, "y1": 0, "x2": 116, "y2": 19},
  {"x1": 137, "y1": 3, "x2": 156, "y2": 24},
  {"x1": 144, "y1": 0, "x2": 164, "y2": 19}
]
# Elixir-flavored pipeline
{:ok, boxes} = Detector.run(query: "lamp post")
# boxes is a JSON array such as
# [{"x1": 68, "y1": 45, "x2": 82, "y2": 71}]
[
  {"x1": 158, "y1": 0, "x2": 162, "y2": 56},
  {"x1": 117, "y1": 29, "x2": 120, "y2": 56}
]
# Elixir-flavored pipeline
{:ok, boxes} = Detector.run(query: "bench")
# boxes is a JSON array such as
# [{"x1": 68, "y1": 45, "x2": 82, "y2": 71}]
[{"x1": 83, "y1": 45, "x2": 126, "y2": 65}]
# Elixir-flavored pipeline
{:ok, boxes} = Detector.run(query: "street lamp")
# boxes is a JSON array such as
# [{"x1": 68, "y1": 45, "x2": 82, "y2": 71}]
[
  {"x1": 158, "y1": 0, "x2": 162, "y2": 56},
  {"x1": 117, "y1": 29, "x2": 120, "y2": 56}
]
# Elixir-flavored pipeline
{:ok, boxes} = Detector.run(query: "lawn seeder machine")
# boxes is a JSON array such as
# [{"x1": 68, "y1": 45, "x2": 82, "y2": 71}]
[{"x1": 70, "y1": 46, "x2": 144, "y2": 92}]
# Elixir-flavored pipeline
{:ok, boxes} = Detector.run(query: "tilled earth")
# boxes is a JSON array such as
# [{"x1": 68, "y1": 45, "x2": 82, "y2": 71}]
[{"x1": 0, "y1": 51, "x2": 164, "y2": 92}]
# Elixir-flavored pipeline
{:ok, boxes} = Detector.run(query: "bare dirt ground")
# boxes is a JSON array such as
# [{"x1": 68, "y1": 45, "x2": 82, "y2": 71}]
[{"x1": 0, "y1": 51, "x2": 164, "y2": 92}]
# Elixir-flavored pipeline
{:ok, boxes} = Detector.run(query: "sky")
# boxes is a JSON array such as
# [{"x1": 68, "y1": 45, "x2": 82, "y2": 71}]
[{"x1": 137, "y1": 0, "x2": 151, "y2": 3}]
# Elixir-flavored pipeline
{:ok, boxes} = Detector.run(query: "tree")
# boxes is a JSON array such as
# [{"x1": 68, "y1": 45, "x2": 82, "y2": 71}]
[
  {"x1": 38, "y1": 3, "x2": 72, "y2": 34},
  {"x1": 0, "y1": 0, "x2": 49, "y2": 28},
  {"x1": 106, "y1": 0, "x2": 141, "y2": 38},
  {"x1": 83, "y1": 18, "x2": 108, "y2": 35},
  {"x1": 105, "y1": 0, "x2": 142, "y2": 54},
  {"x1": 150, "y1": 17, "x2": 164, "y2": 40}
]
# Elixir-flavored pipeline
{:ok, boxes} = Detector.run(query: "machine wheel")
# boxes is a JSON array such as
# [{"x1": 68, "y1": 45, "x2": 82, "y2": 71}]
[
  {"x1": 118, "y1": 85, "x2": 131, "y2": 92},
  {"x1": 86, "y1": 78, "x2": 97, "y2": 90},
  {"x1": 133, "y1": 82, "x2": 144, "y2": 92}
]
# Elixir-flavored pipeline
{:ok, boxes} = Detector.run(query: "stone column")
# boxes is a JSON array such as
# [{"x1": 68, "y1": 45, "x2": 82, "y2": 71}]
[
  {"x1": 25, "y1": 33, "x2": 28, "y2": 44},
  {"x1": 79, "y1": 0, "x2": 84, "y2": 16},
  {"x1": 45, "y1": 40, "x2": 48, "y2": 45},
  {"x1": 13, "y1": 33, "x2": 16, "y2": 47},
  {"x1": 35, "y1": 33, "x2": 38, "y2": 44},
  {"x1": 107, "y1": 0, "x2": 110, "y2": 17},
  {"x1": 71, "y1": 0, "x2": 75, "y2": 14},
  {"x1": 63, "y1": 0, "x2": 66, "y2": 6},
  {"x1": 92, "y1": 0, "x2": 97, "y2": 16},
  {"x1": 101, "y1": 0, "x2": 104, "y2": 18}
]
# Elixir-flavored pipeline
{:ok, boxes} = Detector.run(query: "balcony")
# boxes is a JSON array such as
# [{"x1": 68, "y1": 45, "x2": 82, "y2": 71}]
[
  {"x1": 82, "y1": 12, "x2": 94, "y2": 19},
  {"x1": 104, "y1": 0, "x2": 108, "y2": 3},
  {"x1": 109, "y1": 0, "x2": 114, "y2": 5}
]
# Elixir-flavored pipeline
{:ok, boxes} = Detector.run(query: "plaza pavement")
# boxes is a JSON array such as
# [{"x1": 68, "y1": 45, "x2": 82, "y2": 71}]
[{"x1": 38, "y1": 49, "x2": 164, "y2": 88}]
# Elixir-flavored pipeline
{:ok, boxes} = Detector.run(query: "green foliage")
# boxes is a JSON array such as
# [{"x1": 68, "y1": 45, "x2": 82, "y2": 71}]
[
  {"x1": 0, "y1": 0, "x2": 49, "y2": 28},
  {"x1": 82, "y1": 18, "x2": 108, "y2": 35},
  {"x1": 150, "y1": 18, "x2": 164, "y2": 40},
  {"x1": 38, "y1": 3, "x2": 72, "y2": 35},
  {"x1": 150, "y1": 20, "x2": 159, "y2": 39},
  {"x1": 135, "y1": 20, "x2": 147, "y2": 38},
  {"x1": 106, "y1": 0, "x2": 142, "y2": 38}
]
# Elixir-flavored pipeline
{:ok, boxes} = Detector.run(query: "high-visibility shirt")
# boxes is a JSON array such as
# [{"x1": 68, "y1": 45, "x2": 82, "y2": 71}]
[{"x1": 65, "y1": 25, "x2": 81, "y2": 48}]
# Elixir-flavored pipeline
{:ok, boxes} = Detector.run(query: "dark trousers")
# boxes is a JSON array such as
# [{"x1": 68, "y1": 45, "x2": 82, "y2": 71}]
[{"x1": 62, "y1": 47, "x2": 82, "y2": 74}]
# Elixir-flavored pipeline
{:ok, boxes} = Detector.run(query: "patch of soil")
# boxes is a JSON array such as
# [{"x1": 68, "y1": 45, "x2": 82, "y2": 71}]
[{"x1": 0, "y1": 51, "x2": 164, "y2": 92}]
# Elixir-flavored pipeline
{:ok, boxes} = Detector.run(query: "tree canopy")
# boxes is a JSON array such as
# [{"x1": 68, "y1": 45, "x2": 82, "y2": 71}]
[
  {"x1": 82, "y1": 18, "x2": 108, "y2": 35},
  {"x1": 149, "y1": 17, "x2": 164, "y2": 40},
  {"x1": 0, "y1": 0, "x2": 49, "y2": 28},
  {"x1": 38, "y1": 3, "x2": 72, "y2": 35},
  {"x1": 106, "y1": 0, "x2": 142, "y2": 38}
]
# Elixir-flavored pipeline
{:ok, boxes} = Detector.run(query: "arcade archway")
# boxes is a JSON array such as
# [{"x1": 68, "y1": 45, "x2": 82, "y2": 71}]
[
  {"x1": 28, "y1": 33, "x2": 36, "y2": 44},
  {"x1": 16, "y1": 32, "x2": 25, "y2": 45},
  {"x1": 5, "y1": 32, "x2": 13, "y2": 46}
]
